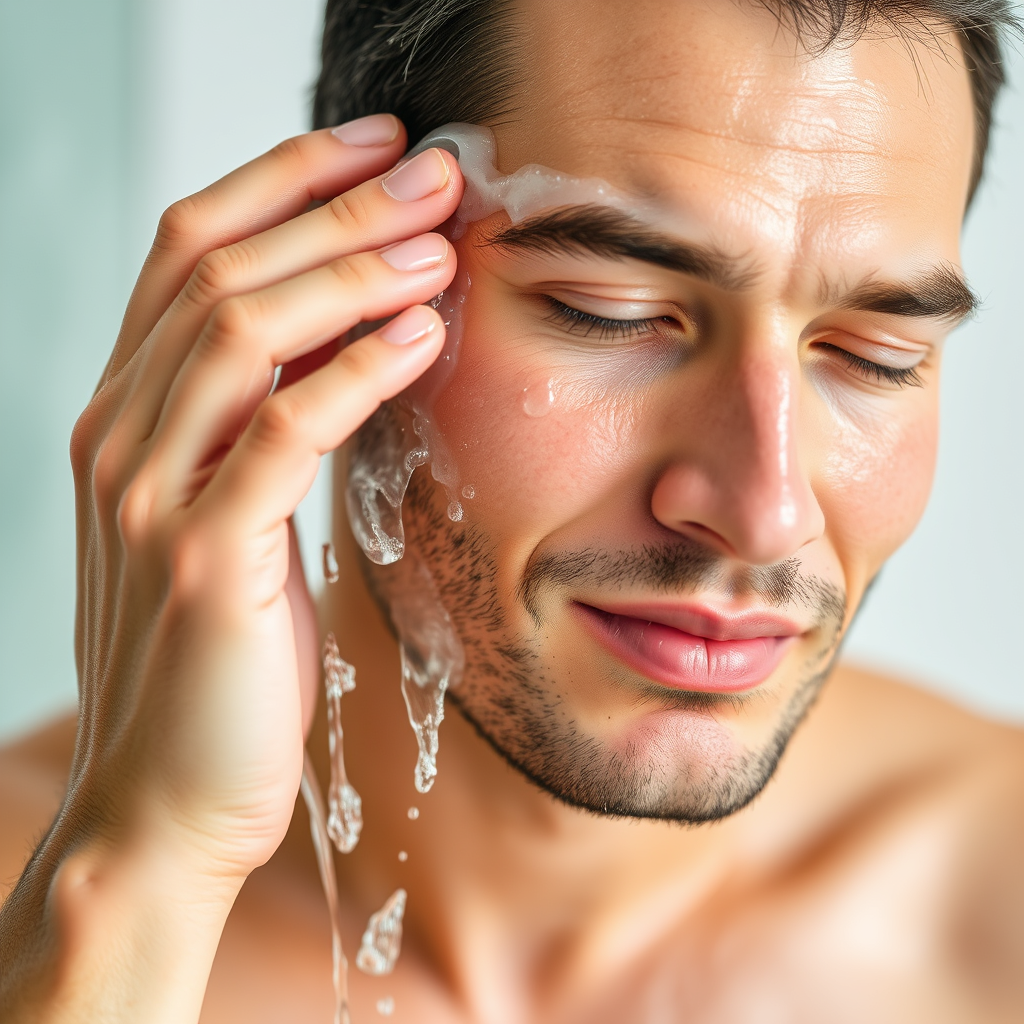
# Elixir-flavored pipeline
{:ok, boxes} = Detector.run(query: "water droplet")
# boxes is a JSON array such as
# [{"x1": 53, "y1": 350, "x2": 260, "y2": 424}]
[
  {"x1": 376, "y1": 996, "x2": 395, "y2": 1016},
  {"x1": 323, "y1": 633, "x2": 356, "y2": 695},
  {"x1": 397, "y1": 850, "x2": 408, "y2": 862},
  {"x1": 407, "y1": 806, "x2": 419, "y2": 820},
  {"x1": 322, "y1": 542, "x2": 340, "y2": 584},
  {"x1": 323, "y1": 634, "x2": 362, "y2": 854},
  {"x1": 522, "y1": 379, "x2": 555, "y2": 417},
  {"x1": 461, "y1": 484, "x2": 475, "y2": 499},
  {"x1": 356, "y1": 889, "x2": 406, "y2": 976},
  {"x1": 446, "y1": 501, "x2": 463, "y2": 522}
]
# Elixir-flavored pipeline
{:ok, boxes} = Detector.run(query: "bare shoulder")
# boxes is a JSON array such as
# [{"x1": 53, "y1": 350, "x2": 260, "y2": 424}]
[
  {"x1": 0, "y1": 715, "x2": 76, "y2": 903},
  {"x1": 803, "y1": 663, "x2": 1024, "y2": 1014}
]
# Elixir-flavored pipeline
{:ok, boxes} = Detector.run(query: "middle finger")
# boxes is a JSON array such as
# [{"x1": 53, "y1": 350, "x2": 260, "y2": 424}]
[
  {"x1": 143, "y1": 232, "x2": 456, "y2": 508},
  {"x1": 125, "y1": 147, "x2": 462, "y2": 436}
]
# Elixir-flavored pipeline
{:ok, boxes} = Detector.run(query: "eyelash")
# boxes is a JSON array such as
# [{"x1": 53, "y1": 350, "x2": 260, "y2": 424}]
[
  {"x1": 543, "y1": 297, "x2": 673, "y2": 340},
  {"x1": 546, "y1": 297, "x2": 925, "y2": 389},
  {"x1": 817, "y1": 342, "x2": 924, "y2": 389}
]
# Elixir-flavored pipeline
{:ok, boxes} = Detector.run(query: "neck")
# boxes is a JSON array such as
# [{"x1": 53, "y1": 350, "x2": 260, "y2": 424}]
[{"x1": 299, "y1": 491, "x2": 756, "y2": 1015}]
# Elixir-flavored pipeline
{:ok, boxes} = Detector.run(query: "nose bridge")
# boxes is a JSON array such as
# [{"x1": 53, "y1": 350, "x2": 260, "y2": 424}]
[
  {"x1": 651, "y1": 333, "x2": 825, "y2": 566},
  {"x1": 741, "y1": 349, "x2": 801, "y2": 530},
  {"x1": 716, "y1": 339, "x2": 824, "y2": 562}
]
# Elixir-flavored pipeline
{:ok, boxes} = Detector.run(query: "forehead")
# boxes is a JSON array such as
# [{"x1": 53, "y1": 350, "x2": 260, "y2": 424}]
[{"x1": 498, "y1": 0, "x2": 975, "y2": 274}]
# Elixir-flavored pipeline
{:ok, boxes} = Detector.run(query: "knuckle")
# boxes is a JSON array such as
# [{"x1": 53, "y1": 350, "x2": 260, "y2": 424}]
[
  {"x1": 188, "y1": 243, "x2": 255, "y2": 304},
  {"x1": 154, "y1": 194, "x2": 206, "y2": 253},
  {"x1": 69, "y1": 403, "x2": 104, "y2": 482},
  {"x1": 202, "y1": 294, "x2": 259, "y2": 354},
  {"x1": 267, "y1": 134, "x2": 306, "y2": 167},
  {"x1": 336, "y1": 336, "x2": 382, "y2": 380},
  {"x1": 116, "y1": 470, "x2": 157, "y2": 548},
  {"x1": 91, "y1": 437, "x2": 129, "y2": 517},
  {"x1": 326, "y1": 253, "x2": 373, "y2": 294},
  {"x1": 251, "y1": 392, "x2": 311, "y2": 449},
  {"x1": 327, "y1": 188, "x2": 373, "y2": 236}
]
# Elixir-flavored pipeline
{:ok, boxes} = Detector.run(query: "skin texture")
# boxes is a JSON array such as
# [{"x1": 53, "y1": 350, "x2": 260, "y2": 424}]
[{"x1": 0, "y1": 2, "x2": 1022, "y2": 1022}]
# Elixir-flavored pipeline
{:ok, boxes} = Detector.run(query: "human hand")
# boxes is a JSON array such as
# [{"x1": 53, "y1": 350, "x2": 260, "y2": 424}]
[
  {"x1": 0, "y1": 116, "x2": 465, "y2": 1022},
  {"x1": 61, "y1": 115, "x2": 462, "y2": 881}
]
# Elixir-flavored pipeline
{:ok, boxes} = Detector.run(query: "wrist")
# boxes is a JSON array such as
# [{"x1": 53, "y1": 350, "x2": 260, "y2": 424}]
[{"x1": 2, "y1": 817, "x2": 245, "y2": 1024}]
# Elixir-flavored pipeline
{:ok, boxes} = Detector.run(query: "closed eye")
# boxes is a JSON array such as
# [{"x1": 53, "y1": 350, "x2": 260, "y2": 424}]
[
  {"x1": 542, "y1": 296, "x2": 681, "y2": 341},
  {"x1": 817, "y1": 342, "x2": 924, "y2": 389}
]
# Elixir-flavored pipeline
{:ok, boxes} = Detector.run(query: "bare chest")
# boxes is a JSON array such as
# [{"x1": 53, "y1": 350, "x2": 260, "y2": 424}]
[{"x1": 201, "y1": 859, "x2": 970, "y2": 1024}]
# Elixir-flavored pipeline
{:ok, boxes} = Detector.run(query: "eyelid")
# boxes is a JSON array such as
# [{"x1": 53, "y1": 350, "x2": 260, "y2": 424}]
[
  {"x1": 811, "y1": 330, "x2": 932, "y2": 370},
  {"x1": 544, "y1": 287, "x2": 682, "y2": 322}
]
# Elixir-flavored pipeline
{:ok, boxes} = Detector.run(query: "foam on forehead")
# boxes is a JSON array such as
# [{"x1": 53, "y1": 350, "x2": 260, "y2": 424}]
[{"x1": 406, "y1": 122, "x2": 639, "y2": 235}]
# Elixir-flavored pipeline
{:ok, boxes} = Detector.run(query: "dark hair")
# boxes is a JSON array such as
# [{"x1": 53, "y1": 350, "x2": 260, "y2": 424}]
[{"x1": 313, "y1": 0, "x2": 1019, "y2": 200}]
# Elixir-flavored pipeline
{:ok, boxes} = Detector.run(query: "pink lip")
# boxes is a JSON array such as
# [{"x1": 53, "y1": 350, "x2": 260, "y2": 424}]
[{"x1": 573, "y1": 602, "x2": 800, "y2": 693}]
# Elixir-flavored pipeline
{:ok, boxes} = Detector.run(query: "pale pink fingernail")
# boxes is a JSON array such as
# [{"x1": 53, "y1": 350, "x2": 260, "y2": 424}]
[
  {"x1": 380, "y1": 233, "x2": 448, "y2": 271},
  {"x1": 332, "y1": 114, "x2": 400, "y2": 147},
  {"x1": 379, "y1": 305, "x2": 439, "y2": 346},
  {"x1": 382, "y1": 148, "x2": 450, "y2": 202}
]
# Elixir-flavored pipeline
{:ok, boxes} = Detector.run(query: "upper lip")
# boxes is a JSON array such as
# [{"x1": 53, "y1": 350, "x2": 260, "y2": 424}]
[{"x1": 577, "y1": 600, "x2": 806, "y2": 641}]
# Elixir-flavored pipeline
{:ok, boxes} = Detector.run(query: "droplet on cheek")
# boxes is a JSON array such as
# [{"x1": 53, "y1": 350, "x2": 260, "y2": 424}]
[
  {"x1": 461, "y1": 484, "x2": 475, "y2": 499},
  {"x1": 522, "y1": 379, "x2": 555, "y2": 418},
  {"x1": 447, "y1": 501, "x2": 464, "y2": 521}
]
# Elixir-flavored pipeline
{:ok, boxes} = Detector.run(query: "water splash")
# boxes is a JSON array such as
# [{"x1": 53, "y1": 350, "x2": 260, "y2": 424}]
[
  {"x1": 376, "y1": 997, "x2": 396, "y2": 1016},
  {"x1": 346, "y1": 280, "x2": 469, "y2": 568},
  {"x1": 407, "y1": 807, "x2": 420, "y2": 820},
  {"x1": 300, "y1": 752, "x2": 351, "y2": 1024},
  {"x1": 389, "y1": 558, "x2": 464, "y2": 793},
  {"x1": 322, "y1": 542, "x2": 340, "y2": 583},
  {"x1": 356, "y1": 889, "x2": 407, "y2": 976},
  {"x1": 323, "y1": 633, "x2": 362, "y2": 853}
]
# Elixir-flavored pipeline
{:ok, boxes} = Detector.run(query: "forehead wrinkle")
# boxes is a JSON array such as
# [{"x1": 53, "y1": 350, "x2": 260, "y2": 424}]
[{"x1": 583, "y1": 113, "x2": 889, "y2": 159}]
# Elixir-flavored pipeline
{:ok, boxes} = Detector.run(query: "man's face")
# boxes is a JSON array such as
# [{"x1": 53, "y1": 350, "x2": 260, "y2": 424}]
[{"x1": 366, "y1": 0, "x2": 976, "y2": 820}]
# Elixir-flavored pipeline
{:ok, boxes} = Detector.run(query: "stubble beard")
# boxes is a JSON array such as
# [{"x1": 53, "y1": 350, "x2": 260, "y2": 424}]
[{"x1": 363, "y1": 471, "x2": 847, "y2": 825}]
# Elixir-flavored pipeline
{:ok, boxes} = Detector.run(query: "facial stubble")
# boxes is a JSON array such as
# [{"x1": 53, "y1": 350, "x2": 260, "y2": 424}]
[{"x1": 363, "y1": 471, "x2": 847, "y2": 825}]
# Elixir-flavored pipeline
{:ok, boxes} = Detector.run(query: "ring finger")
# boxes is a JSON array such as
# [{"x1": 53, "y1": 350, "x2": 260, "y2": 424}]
[
  {"x1": 143, "y1": 232, "x2": 455, "y2": 509},
  {"x1": 122, "y1": 146, "x2": 462, "y2": 438}
]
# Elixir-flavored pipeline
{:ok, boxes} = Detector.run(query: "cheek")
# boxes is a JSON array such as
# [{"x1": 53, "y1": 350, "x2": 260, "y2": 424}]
[
  {"x1": 431, "y1": 329, "x2": 651, "y2": 539},
  {"x1": 818, "y1": 394, "x2": 939, "y2": 589}
]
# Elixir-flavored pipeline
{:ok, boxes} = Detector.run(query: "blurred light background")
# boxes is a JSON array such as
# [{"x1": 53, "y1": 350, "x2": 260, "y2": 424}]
[{"x1": 1, "y1": 1, "x2": 1021, "y2": 742}]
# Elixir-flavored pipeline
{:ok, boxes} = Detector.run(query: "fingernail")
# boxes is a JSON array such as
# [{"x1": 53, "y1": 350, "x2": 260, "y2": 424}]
[
  {"x1": 380, "y1": 234, "x2": 448, "y2": 272},
  {"x1": 382, "y1": 148, "x2": 450, "y2": 202},
  {"x1": 379, "y1": 305, "x2": 439, "y2": 346},
  {"x1": 332, "y1": 114, "x2": 400, "y2": 147}
]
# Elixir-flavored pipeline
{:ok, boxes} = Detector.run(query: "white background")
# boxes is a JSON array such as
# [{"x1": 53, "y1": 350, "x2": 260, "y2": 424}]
[{"x1": 0, "y1": 1, "x2": 1021, "y2": 741}]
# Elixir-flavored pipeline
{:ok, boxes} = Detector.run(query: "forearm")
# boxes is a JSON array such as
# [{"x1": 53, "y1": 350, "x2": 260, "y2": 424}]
[{"x1": 0, "y1": 823, "x2": 243, "y2": 1023}]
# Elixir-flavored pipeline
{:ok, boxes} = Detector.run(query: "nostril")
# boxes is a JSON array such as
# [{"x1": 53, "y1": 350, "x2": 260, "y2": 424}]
[{"x1": 675, "y1": 521, "x2": 736, "y2": 558}]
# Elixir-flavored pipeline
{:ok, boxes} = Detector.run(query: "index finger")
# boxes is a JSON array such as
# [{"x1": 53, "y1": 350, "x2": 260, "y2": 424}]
[{"x1": 104, "y1": 115, "x2": 409, "y2": 384}]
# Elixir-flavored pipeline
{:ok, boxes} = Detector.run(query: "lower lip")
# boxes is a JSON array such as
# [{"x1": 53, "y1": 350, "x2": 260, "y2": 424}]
[{"x1": 574, "y1": 604, "x2": 796, "y2": 694}]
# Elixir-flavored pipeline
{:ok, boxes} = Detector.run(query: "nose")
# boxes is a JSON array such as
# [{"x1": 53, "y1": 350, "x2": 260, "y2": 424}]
[{"x1": 650, "y1": 348, "x2": 825, "y2": 565}]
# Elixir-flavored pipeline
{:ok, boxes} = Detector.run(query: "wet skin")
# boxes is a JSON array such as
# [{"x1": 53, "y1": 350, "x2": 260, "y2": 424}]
[{"x1": 2, "y1": 1, "x2": 1023, "y2": 1023}]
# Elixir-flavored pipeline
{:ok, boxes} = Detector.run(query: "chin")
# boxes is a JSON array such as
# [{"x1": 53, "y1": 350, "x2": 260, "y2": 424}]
[{"x1": 447, "y1": 658, "x2": 828, "y2": 824}]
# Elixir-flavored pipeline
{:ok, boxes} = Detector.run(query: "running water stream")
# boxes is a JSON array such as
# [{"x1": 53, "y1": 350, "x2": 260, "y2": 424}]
[
  {"x1": 323, "y1": 632, "x2": 363, "y2": 852},
  {"x1": 300, "y1": 751, "x2": 351, "y2": 1024}
]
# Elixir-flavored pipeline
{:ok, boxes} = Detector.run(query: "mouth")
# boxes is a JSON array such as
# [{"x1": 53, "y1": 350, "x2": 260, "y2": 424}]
[{"x1": 572, "y1": 600, "x2": 802, "y2": 694}]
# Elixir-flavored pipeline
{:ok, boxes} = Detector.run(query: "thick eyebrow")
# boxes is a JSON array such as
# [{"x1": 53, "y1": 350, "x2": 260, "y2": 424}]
[
  {"x1": 482, "y1": 205, "x2": 757, "y2": 291},
  {"x1": 484, "y1": 204, "x2": 979, "y2": 326},
  {"x1": 835, "y1": 266, "x2": 979, "y2": 325}
]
